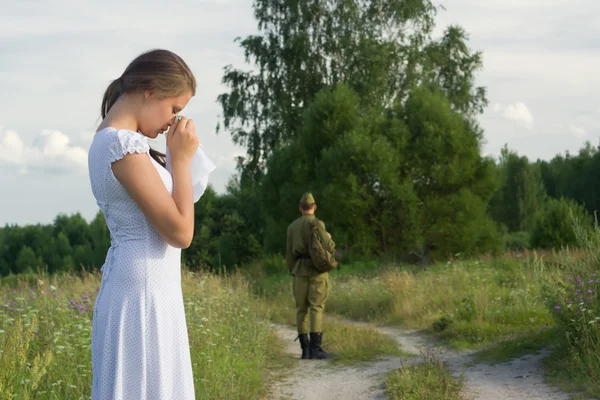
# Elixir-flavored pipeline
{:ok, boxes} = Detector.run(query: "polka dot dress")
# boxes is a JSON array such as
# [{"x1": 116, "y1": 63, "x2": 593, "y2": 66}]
[{"x1": 88, "y1": 128, "x2": 195, "y2": 399}]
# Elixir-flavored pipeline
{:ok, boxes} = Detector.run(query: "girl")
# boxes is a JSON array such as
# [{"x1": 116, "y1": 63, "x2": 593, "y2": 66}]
[{"x1": 88, "y1": 49, "x2": 204, "y2": 399}]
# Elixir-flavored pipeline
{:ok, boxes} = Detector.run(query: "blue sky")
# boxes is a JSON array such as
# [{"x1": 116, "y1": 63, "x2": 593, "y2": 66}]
[{"x1": 0, "y1": 0, "x2": 598, "y2": 225}]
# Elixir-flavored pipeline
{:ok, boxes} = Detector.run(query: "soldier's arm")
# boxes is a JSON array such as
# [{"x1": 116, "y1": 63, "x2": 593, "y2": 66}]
[
  {"x1": 316, "y1": 221, "x2": 335, "y2": 252},
  {"x1": 286, "y1": 226, "x2": 295, "y2": 271}
]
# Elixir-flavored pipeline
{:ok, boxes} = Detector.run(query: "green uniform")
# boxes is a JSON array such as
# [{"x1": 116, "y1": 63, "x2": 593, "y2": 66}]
[{"x1": 286, "y1": 213, "x2": 335, "y2": 334}]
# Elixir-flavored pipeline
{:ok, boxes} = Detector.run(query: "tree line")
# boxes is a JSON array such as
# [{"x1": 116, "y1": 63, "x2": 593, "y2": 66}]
[
  {"x1": 1, "y1": 0, "x2": 596, "y2": 275},
  {"x1": 1, "y1": 142, "x2": 596, "y2": 276}
]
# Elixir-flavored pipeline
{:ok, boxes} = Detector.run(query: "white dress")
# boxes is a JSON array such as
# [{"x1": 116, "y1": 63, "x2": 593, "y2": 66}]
[{"x1": 88, "y1": 127, "x2": 199, "y2": 399}]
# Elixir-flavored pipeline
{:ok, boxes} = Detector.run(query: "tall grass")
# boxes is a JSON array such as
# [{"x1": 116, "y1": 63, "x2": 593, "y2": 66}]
[
  {"x1": 533, "y1": 213, "x2": 600, "y2": 398},
  {"x1": 382, "y1": 261, "x2": 552, "y2": 347},
  {"x1": 4, "y1": 212, "x2": 600, "y2": 398},
  {"x1": 386, "y1": 353, "x2": 465, "y2": 400},
  {"x1": 0, "y1": 270, "x2": 283, "y2": 399},
  {"x1": 243, "y1": 258, "x2": 406, "y2": 363},
  {"x1": 253, "y1": 257, "x2": 553, "y2": 348}
]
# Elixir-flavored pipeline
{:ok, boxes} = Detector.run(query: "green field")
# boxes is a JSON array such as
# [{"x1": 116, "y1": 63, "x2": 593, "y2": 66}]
[{"x1": 2, "y1": 244, "x2": 599, "y2": 399}]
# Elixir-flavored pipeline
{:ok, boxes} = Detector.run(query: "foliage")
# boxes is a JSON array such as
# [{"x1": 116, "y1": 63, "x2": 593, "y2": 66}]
[
  {"x1": 531, "y1": 197, "x2": 593, "y2": 249},
  {"x1": 490, "y1": 146, "x2": 547, "y2": 233}
]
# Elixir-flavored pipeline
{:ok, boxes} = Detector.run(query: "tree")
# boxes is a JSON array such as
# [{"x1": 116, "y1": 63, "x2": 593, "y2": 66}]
[
  {"x1": 184, "y1": 185, "x2": 263, "y2": 271},
  {"x1": 215, "y1": 0, "x2": 495, "y2": 260},
  {"x1": 491, "y1": 146, "x2": 547, "y2": 233},
  {"x1": 262, "y1": 84, "x2": 501, "y2": 260},
  {"x1": 217, "y1": 0, "x2": 486, "y2": 178},
  {"x1": 539, "y1": 142, "x2": 600, "y2": 216},
  {"x1": 89, "y1": 211, "x2": 110, "y2": 269},
  {"x1": 15, "y1": 246, "x2": 43, "y2": 274},
  {"x1": 531, "y1": 197, "x2": 592, "y2": 249}
]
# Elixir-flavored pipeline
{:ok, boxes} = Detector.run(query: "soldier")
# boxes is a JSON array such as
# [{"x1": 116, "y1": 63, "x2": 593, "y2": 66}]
[{"x1": 286, "y1": 192, "x2": 336, "y2": 359}]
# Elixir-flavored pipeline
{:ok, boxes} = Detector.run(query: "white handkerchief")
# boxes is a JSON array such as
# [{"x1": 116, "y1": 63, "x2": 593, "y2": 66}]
[{"x1": 165, "y1": 146, "x2": 216, "y2": 203}]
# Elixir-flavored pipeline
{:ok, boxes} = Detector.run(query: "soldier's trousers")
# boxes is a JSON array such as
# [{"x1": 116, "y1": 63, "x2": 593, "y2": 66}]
[{"x1": 293, "y1": 273, "x2": 329, "y2": 334}]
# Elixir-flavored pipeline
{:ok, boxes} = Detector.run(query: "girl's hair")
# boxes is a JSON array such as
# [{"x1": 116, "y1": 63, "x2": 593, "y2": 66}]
[{"x1": 101, "y1": 49, "x2": 197, "y2": 166}]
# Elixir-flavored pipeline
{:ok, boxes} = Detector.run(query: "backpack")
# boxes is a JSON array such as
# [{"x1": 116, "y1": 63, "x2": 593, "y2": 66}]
[{"x1": 308, "y1": 219, "x2": 339, "y2": 273}]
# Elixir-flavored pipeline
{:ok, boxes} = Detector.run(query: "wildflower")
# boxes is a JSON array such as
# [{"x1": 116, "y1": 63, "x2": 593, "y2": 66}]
[
  {"x1": 590, "y1": 280, "x2": 595, "y2": 284},
  {"x1": 588, "y1": 289, "x2": 594, "y2": 294},
  {"x1": 554, "y1": 306, "x2": 561, "y2": 310},
  {"x1": 568, "y1": 277, "x2": 573, "y2": 281}
]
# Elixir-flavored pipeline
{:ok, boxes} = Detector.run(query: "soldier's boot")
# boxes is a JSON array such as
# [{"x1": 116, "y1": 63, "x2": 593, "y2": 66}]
[
  {"x1": 295, "y1": 334, "x2": 311, "y2": 359},
  {"x1": 309, "y1": 332, "x2": 332, "y2": 360}
]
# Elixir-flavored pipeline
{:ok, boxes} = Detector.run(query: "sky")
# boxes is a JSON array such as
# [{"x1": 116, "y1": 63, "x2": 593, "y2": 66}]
[{"x1": 0, "y1": 0, "x2": 598, "y2": 226}]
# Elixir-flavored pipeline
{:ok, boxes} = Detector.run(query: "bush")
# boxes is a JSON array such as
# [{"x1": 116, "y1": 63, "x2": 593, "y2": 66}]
[
  {"x1": 503, "y1": 231, "x2": 531, "y2": 250},
  {"x1": 257, "y1": 254, "x2": 287, "y2": 276},
  {"x1": 531, "y1": 197, "x2": 592, "y2": 249}
]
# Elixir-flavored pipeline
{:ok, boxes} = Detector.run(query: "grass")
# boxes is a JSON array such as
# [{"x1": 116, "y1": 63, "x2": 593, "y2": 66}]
[
  {"x1": 385, "y1": 354, "x2": 465, "y2": 400},
  {"x1": 252, "y1": 257, "x2": 554, "y2": 349},
  {"x1": 471, "y1": 327, "x2": 558, "y2": 365},
  {"x1": 245, "y1": 260, "x2": 408, "y2": 365},
  {"x1": 314, "y1": 319, "x2": 408, "y2": 364},
  {"x1": 543, "y1": 343, "x2": 599, "y2": 400},
  {"x1": 3, "y1": 239, "x2": 600, "y2": 399},
  {"x1": 250, "y1": 249, "x2": 599, "y2": 397},
  {"x1": 0, "y1": 270, "x2": 286, "y2": 400}
]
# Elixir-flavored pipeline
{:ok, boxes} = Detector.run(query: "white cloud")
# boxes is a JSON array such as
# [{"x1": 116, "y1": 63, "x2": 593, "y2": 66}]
[
  {"x1": 569, "y1": 125, "x2": 587, "y2": 138},
  {"x1": 493, "y1": 102, "x2": 534, "y2": 128},
  {"x1": 0, "y1": 127, "x2": 88, "y2": 175}
]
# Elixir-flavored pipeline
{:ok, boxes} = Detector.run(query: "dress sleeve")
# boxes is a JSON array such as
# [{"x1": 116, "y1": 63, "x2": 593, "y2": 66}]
[{"x1": 108, "y1": 130, "x2": 150, "y2": 163}]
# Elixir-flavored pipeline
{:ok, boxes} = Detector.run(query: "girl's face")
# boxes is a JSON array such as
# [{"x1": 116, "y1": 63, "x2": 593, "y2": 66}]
[{"x1": 138, "y1": 91, "x2": 192, "y2": 138}]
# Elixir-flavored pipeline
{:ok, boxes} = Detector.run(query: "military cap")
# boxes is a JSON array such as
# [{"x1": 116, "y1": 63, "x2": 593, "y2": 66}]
[{"x1": 299, "y1": 192, "x2": 315, "y2": 205}]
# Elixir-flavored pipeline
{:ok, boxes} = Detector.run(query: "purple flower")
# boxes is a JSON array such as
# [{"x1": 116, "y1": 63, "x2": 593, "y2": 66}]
[
  {"x1": 576, "y1": 290, "x2": 581, "y2": 294},
  {"x1": 590, "y1": 280, "x2": 595, "y2": 284},
  {"x1": 568, "y1": 277, "x2": 573, "y2": 281},
  {"x1": 554, "y1": 306, "x2": 561, "y2": 310},
  {"x1": 593, "y1": 273, "x2": 597, "y2": 277},
  {"x1": 588, "y1": 289, "x2": 594, "y2": 294}
]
